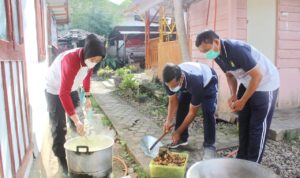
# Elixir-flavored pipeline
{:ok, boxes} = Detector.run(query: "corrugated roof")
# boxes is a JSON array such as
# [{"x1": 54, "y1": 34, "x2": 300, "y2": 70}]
[{"x1": 47, "y1": 0, "x2": 69, "y2": 24}]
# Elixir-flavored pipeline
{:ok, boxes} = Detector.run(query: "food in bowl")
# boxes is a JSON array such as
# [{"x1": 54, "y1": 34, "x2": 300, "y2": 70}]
[{"x1": 153, "y1": 150, "x2": 186, "y2": 166}]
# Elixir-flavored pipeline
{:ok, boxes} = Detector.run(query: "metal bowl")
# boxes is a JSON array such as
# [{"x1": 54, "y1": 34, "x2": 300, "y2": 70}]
[
  {"x1": 186, "y1": 158, "x2": 279, "y2": 178},
  {"x1": 140, "y1": 135, "x2": 163, "y2": 158}
]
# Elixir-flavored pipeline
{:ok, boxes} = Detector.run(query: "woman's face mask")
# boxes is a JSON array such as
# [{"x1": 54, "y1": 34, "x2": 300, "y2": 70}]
[
  {"x1": 85, "y1": 59, "x2": 97, "y2": 69},
  {"x1": 85, "y1": 56, "x2": 102, "y2": 69}
]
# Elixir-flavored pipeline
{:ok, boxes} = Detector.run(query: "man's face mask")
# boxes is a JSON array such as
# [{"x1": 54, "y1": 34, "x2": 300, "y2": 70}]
[
  {"x1": 205, "y1": 45, "x2": 220, "y2": 60},
  {"x1": 85, "y1": 59, "x2": 97, "y2": 69},
  {"x1": 170, "y1": 85, "x2": 181, "y2": 93},
  {"x1": 205, "y1": 49, "x2": 220, "y2": 60},
  {"x1": 169, "y1": 77, "x2": 182, "y2": 93}
]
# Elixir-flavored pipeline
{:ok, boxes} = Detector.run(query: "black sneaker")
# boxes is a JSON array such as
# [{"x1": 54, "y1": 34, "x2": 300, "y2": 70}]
[
  {"x1": 58, "y1": 157, "x2": 68, "y2": 176},
  {"x1": 167, "y1": 140, "x2": 188, "y2": 149}
]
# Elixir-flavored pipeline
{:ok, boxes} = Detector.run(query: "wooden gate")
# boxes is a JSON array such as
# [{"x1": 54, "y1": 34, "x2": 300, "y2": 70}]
[
  {"x1": 146, "y1": 38, "x2": 159, "y2": 69},
  {"x1": 157, "y1": 40, "x2": 182, "y2": 80}
]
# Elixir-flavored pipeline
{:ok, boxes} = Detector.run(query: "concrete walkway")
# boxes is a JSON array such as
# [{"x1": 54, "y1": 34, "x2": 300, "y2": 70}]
[
  {"x1": 91, "y1": 80, "x2": 238, "y2": 173},
  {"x1": 270, "y1": 108, "x2": 300, "y2": 141}
]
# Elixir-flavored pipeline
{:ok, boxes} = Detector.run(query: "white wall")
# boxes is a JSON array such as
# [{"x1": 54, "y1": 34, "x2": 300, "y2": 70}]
[
  {"x1": 22, "y1": 0, "x2": 49, "y2": 156},
  {"x1": 247, "y1": 0, "x2": 277, "y2": 63}
]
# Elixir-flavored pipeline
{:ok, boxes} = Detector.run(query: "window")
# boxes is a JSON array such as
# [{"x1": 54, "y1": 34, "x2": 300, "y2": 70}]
[
  {"x1": 11, "y1": 0, "x2": 20, "y2": 43},
  {"x1": 0, "y1": 0, "x2": 23, "y2": 60},
  {"x1": 0, "y1": 0, "x2": 7, "y2": 40}
]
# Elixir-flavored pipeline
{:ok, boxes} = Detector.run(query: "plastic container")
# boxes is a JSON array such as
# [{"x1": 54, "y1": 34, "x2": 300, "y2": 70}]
[{"x1": 149, "y1": 152, "x2": 189, "y2": 178}]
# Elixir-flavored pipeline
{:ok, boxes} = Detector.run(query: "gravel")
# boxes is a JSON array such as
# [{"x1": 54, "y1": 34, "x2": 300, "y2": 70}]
[
  {"x1": 218, "y1": 139, "x2": 300, "y2": 178},
  {"x1": 262, "y1": 140, "x2": 300, "y2": 178}
]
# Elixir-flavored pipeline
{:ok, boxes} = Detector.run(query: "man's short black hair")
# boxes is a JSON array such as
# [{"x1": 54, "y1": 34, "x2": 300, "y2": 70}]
[
  {"x1": 163, "y1": 63, "x2": 182, "y2": 83},
  {"x1": 195, "y1": 30, "x2": 219, "y2": 47}
]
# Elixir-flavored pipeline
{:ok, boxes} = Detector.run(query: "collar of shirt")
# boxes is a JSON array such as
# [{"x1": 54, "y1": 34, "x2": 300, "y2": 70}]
[
  {"x1": 215, "y1": 40, "x2": 238, "y2": 71},
  {"x1": 178, "y1": 71, "x2": 188, "y2": 92},
  {"x1": 219, "y1": 39, "x2": 228, "y2": 59}
]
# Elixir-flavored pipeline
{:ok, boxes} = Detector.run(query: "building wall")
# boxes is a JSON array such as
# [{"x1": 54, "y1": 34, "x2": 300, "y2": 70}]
[
  {"x1": 0, "y1": 0, "x2": 44, "y2": 177},
  {"x1": 21, "y1": 0, "x2": 50, "y2": 177},
  {"x1": 188, "y1": 0, "x2": 300, "y2": 111},
  {"x1": 188, "y1": 0, "x2": 247, "y2": 116},
  {"x1": 0, "y1": 61, "x2": 31, "y2": 178},
  {"x1": 22, "y1": 0, "x2": 49, "y2": 149},
  {"x1": 247, "y1": 0, "x2": 276, "y2": 64},
  {"x1": 276, "y1": 0, "x2": 300, "y2": 108}
]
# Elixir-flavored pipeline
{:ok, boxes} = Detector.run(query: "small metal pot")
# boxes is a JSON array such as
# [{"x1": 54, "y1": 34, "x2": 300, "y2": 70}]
[{"x1": 64, "y1": 135, "x2": 114, "y2": 178}]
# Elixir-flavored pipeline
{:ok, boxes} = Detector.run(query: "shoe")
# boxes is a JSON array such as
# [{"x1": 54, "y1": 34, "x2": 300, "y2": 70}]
[
  {"x1": 202, "y1": 147, "x2": 216, "y2": 160},
  {"x1": 58, "y1": 157, "x2": 68, "y2": 176},
  {"x1": 167, "y1": 140, "x2": 188, "y2": 149}
]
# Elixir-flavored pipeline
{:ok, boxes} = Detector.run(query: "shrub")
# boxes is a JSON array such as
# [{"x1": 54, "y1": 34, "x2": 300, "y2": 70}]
[
  {"x1": 100, "y1": 56, "x2": 124, "y2": 70},
  {"x1": 97, "y1": 66, "x2": 114, "y2": 79},
  {"x1": 115, "y1": 67, "x2": 131, "y2": 78},
  {"x1": 128, "y1": 64, "x2": 139, "y2": 73},
  {"x1": 119, "y1": 74, "x2": 139, "y2": 97}
]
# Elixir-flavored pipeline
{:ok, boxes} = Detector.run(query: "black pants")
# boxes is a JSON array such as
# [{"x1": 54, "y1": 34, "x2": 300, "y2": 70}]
[
  {"x1": 175, "y1": 72, "x2": 218, "y2": 148},
  {"x1": 45, "y1": 90, "x2": 80, "y2": 158},
  {"x1": 236, "y1": 84, "x2": 278, "y2": 163}
]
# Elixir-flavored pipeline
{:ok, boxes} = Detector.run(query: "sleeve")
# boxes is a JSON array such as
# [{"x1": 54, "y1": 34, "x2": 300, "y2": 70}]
[
  {"x1": 231, "y1": 44, "x2": 257, "y2": 72},
  {"x1": 82, "y1": 69, "x2": 93, "y2": 92},
  {"x1": 163, "y1": 83, "x2": 176, "y2": 96},
  {"x1": 190, "y1": 77, "x2": 204, "y2": 106},
  {"x1": 59, "y1": 55, "x2": 80, "y2": 116}
]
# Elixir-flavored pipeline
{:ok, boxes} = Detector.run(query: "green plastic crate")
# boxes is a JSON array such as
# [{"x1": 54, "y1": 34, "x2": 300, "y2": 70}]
[{"x1": 149, "y1": 152, "x2": 189, "y2": 178}]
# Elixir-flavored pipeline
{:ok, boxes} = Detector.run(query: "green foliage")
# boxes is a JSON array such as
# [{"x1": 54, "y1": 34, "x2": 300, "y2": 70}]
[
  {"x1": 119, "y1": 74, "x2": 139, "y2": 97},
  {"x1": 69, "y1": 0, "x2": 132, "y2": 36},
  {"x1": 101, "y1": 115, "x2": 112, "y2": 127},
  {"x1": 115, "y1": 67, "x2": 131, "y2": 77},
  {"x1": 90, "y1": 95, "x2": 99, "y2": 108},
  {"x1": 159, "y1": 94, "x2": 169, "y2": 107},
  {"x1": 120, "y1": 140, "x2": 127, "y2": 147},
  {"x1": 100, "y1": 56, "x2": 123, "y2": 70},
  {"x1": 127, "y1": 64, "x2": 139, "y2": 73},
  {"x1": 133, "y1": 165, "x2": 150, "y2": 178},
  {"x1": 97, "y1": 66, "x2": 114, "y2": 79},
  {"x1": 284, "y1": 131, "x2": 299, "y2": 143}
]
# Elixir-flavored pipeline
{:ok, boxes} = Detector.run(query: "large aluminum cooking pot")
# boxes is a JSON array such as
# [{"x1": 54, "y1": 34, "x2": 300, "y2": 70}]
[
  {"x1": 64, "y1": 135, "x2": 114, "y2": 178},
  {"x1": 186, "y1": 158, "x2": 279, "y2": 178}
]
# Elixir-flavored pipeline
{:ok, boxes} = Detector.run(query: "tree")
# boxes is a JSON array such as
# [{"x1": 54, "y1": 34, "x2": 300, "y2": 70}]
[{"x1": 69, "y1": 0, "x2": 132, "y2": 36}]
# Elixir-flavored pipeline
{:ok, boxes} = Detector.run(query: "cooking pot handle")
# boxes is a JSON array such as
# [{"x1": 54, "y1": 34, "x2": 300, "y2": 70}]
[{"x1": 76, "y1": 145, "x2": 89, "y2": 153}]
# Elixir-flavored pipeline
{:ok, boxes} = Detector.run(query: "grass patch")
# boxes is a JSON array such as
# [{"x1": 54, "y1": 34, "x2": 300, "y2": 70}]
[
  {"x1": 90, "y1": 95, "x2": 112, "y2": 128},
  {"x1": 133, "y1": 165, "x2": 149, "y2": 178},
  {"x1": 284, "y1": 130, "x2": 299, "y2": 144},
  {"x1": 118, "y1": 139, "x2": 150, "y2": 178},
  {"x1": 101, "y1": 115, "x2": 112, "y2": 127},
  {"x1": 90, "y1": 95, "x2": 100, "y2": 108}
]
